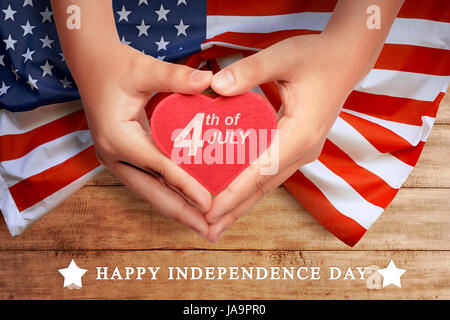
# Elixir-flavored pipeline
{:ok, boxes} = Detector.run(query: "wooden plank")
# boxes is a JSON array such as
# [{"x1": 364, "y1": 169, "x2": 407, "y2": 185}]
[
  {"x1": 0, "y1": 250, "x2": 448, "y2": 299},
  {"x1": 1, "y1": 187, "x2": 448, "y2": 251},
  {"x1": 437, "y1": 91, "x2": 450, "y2": 124},
  {"x1": 87, "y1": 125, "x2": 450, "y2": 188}
]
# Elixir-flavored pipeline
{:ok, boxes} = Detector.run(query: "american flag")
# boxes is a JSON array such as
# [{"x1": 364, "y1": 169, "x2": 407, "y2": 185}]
[
  {"x1": 0, "y1": 0, "x2": 449, "y2": 246},
  {"x1": 0, "y1": 0, "x2": 206, "y2": 111}
]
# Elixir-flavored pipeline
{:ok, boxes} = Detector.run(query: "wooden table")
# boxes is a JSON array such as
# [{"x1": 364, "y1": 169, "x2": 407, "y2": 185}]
[{"x1": 0, "y1": 91, "x2": 449, "y2": 300}]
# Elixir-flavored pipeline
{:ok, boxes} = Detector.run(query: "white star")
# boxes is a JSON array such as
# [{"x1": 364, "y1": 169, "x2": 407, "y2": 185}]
[
  {"x1": 40, "y1": 60, "x2": 55, "y2": 77},
  {"x1": 0, "y1": 55, "x2": 4, "y2": 66},
  {"x1": 40, "y1": 7, "x2": 53, "y2": 23},
  {"x1": 60, "y1": 76, "x2": 73, "y2": 89},
  {"x1": 377, "y1": 260, "x2": 406, "y2": 288},
  {"x1": 40, "y1": 34, "x2": 54, "y2": 49},
  {"x1": 155, "y1": 36, "x2": 169, "y2": 51},
  {"x1": 174, "y1": 19, "x2": 190, "y2": 36},
  {"x1": 177, "y1": 0, "x2": 188, "y2": 5},
  {"x1": 155, "y1": 4, "x2": 170, "y2": 22},
  {"x1": 26, "y1": 74, "x2": 38, "y2": 91},
  {"x1": 0, "y1": 81, "x2": 11, "y2": 96},
  {"x1": 11, "y1": 65, "x2": 20, "y2": 80},
  {"x1": 59, "y1": 52, "x2": 65, "y2": 62},
  {"x1": 136, "y1": 19, "x2": 150, "y2": 37},
  {"x1": 58, "y1": 260, "x2": 88, "y2": 288},
  {"x1": 21, "y1": 20, "x2": 36, "y2": 36},
  {"x1": 138, "y1": 0, "x2": 148, "y2": 5},
  {"x1": 116, "y1": 5, "x2": 131, "y2": 22},
  {"x1": 23, "y1": 0, "x2": 33, "y2": 7},
  {"x1": 22, "y1": 48, "x2": 35, "y2": 62},
  {"x1": 120, "y1": 36, "x2": 131, "y2": 46},
  {"x1": 2, "y1": 4, "x2": 17, "y2": 21},
  {"x1": 3, "y1": 34, "x2": 17, "y2": 51},
  {"x1": 157, "y1": 56, "x2": 166, "y2": 61}
]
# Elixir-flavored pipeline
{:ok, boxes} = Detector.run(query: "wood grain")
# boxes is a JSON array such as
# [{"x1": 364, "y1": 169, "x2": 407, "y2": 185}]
[
  {"x1": 0, "y1": 250, "x2": 448, "y2": 299},
  {"x1": 405, "y1": 125, "x2": 450, "y2": 188},
  {"x1": 437, "y1": 92, "x2": 450, "y2": 124},
  {"x1": 0, "y1": 89, "x2": 448, "y2": 300},
  {"x1": 0, "y1": 187, "x2": 448, "y2": 251}
]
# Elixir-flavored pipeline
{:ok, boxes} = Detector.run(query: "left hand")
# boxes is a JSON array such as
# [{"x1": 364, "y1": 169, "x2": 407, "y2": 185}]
[{"x1": 205, "y1": 34, "x2": 374, "y2": 242}]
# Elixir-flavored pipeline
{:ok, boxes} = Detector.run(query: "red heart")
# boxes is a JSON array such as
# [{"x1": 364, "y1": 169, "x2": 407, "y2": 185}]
[{"x1": 150, "y1": 92, "x2": 277, "y2": 195}]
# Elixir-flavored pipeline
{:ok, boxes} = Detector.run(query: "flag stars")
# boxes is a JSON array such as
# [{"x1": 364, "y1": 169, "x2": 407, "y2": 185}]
[
  {"x1": 175, "y1": 19, "x2": 190, "y2": 36},
  {"x1": 2, "y1": 1, "x2": 198, "y2": 97},
  {"x1": 136, "y1": 19, "x2": 150, "y2": 37},
  {"x1": 22, "y1": 48, "x2": 35, "y2": 62},
  {"x1": 155, "y1": 36, "x2": 169, "y2": 51},
  {"x1": 21, "y1": 20, "x2": 36, "y2": 36},
  {"x1": 40, "y1": 60, "x2": 55, "y2": 77},
  {"x1": 0, "y1": 81, "x2": 11, "y2": 96},
  {"x1": 23, "y1": 0, "x2": 33, "y2": 7},
  {"x1": 60, "y1": 76, "x2": 73, "y2": 89},
  {"x1": 26, "y1": 74, "x2": 38, "y2": 91},
  {"x1": 40, "y1": 35, "x2": 54, "y2": 49},
  {"x1": 120, "y1": 36, "x2": 131, "y2": 46},
  {"x1": 3, "y1": 34, "x2": 17, "y2": 51},
  {"x1": 2, "y1": 4, "x2": 17, "y2": 21},
  {"x1": 116, "y1": 5, "x2": 131, "y2": 22},
  {"x1": 40, "y1": 7, "x2": 53, "y2": 23},
  {"x1": 155, "y1": 4, "x2": 170, "y2": 22}
]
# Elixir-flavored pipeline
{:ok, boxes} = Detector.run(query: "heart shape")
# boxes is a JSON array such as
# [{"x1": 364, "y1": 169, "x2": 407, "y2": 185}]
[{"x1": 150, "y1": 92, "x2": 277, "y2": 194}]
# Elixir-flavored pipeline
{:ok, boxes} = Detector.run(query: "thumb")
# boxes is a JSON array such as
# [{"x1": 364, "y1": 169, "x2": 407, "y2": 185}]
[
  {"x1": 211, "y1": 47, "x2": 284, "y2": 96},
  {"x1": 136, "y1": 56, "x2": 212, "y2": 94}
]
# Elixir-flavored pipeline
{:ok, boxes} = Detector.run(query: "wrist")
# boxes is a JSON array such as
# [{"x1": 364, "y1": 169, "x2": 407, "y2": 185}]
[
  {"x1": 64, "y1": 40, "x2": 132, "y2": 99},
  {"x1": 51, "y1": 0, "x2": 120, "y2": 84}
]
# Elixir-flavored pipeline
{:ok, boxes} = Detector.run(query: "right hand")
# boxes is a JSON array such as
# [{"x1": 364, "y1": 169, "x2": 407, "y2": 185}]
[{"x1": 74, "y1": 43, "x2": 213, "y2": 239}]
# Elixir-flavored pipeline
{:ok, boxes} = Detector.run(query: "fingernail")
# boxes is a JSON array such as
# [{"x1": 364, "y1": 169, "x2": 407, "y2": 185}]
[
  {"x1": 213, "y1": 70, "x2": 235, "y2": 91},
  {"x1": 190, "y1": 70, "x2": 211, "y2": 82}
]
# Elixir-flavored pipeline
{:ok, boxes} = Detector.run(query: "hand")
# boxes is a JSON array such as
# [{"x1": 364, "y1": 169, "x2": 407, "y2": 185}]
[
  {"x1": 50, "y1": 0, "x2": 401, "y2": 242},
  {"x1": 205, "y1": 34, "x2": 374, "y2": 242},
  {"x1": 75, "y1": 43, "x2": 213, "y2": 238}
]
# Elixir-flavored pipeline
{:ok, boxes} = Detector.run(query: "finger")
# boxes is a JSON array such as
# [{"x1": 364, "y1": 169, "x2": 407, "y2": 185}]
[
  {"x1": 205, "y1": 164, "x2": 268, "y2": 224},
  {"x1": 207, "y1": 191, "x2": 261, "y2": 243},
  {"x1": 211, "y1": 44, "x2": 287, "y2": 96},
  {"x1": 207, "y1": 209, "x2": 241, "y2": 243},
  {"x1": 111, "y1": 161, "x2": 210, "y2": 238},
  {"x1": 134, "y1": 55, "x2": 212, "y2": 94},
  {"x1": 117, "y1": 121, "x2": 212, "y2": 213},
  {"x1": 205, "y1": 115, "x2": 305, "y2": 224}
]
